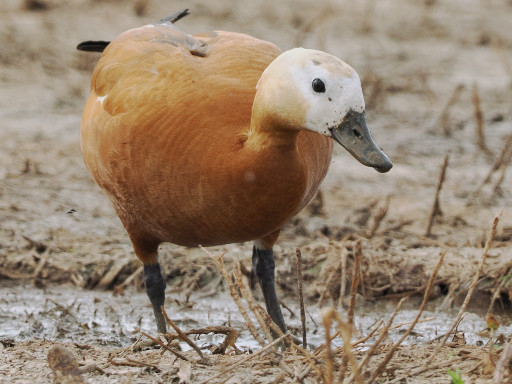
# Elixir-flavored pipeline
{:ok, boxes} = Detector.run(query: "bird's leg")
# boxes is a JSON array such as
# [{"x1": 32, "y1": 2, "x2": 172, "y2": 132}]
[
  {"x1": 251, "y1": 246, "x2": 287, "y2": 333},
  {"x1": 143, "y1": 263, "x2": 167, "y2": 334}
]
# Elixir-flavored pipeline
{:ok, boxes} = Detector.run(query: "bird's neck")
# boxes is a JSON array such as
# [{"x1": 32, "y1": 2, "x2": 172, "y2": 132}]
[{"x1": 245, "y1": 104, "x2": 300, "y2": 152}]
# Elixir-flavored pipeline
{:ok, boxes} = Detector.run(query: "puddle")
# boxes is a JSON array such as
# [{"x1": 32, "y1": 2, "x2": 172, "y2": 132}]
[{"x1": 0, "y1": 283, "x2": 507, "y2": 350}]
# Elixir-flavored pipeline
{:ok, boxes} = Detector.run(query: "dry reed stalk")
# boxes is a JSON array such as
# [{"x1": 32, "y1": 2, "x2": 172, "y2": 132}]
[
  {"x1": 293, "y1": 343, "x2": 325, "y2": 382},
  {"x1": 314, "y1": 330, "x2": 341, "y2": 357},
  {"x1": 433, "y1": 84, "x2": 464, "y2": 136},
  {"x1": 249, "y1": 314, "x2": 320, "y2": 382},
  {"x1": 494, "y1": 342, "x2": 512, "y2": 383},
  {"x1": 472, "y1": 84, "x2": 491, "y2": 154},
  {"x1": 114, "y1": 265, "x2": 143, "y2": 294},
  {"x1": 335, "y1": 314, "x2": 364, "y2": 384},
  {"x1": 368, "y1": 196, "x2": 391, "y2": 238},
  {"x1": 321, "y1": 307, "x2": 336, "y2": 384},
  {"x1": 351, "y1": 320, "x2": 383, "y2": 347},
  {"x1": 232, "y1": 260, "x2": 273, "y2": 343},
  {"x1": 426, "y1": 155, "x2": 449, "y2": 237},
  {"x1": 347, "y1": 240, "x2": 362, "y2": 325},
  {"x1": 367, "y1": 250, "x2": 446, "y2": 383},
  {"x1": 321, "y1": 308, "x2": 364, "y2": 384},
  {"x1": 487, "y1": 275, "x2": 508, "y2": 315},
  {"x1": 161, "y1": 307, "x2": 206, "y2": 362},
  {"x1": 427, "y1": 211, "x2": 502, "y2": 365},
  {"x1": 278, "y1": 299, "x2": 296, "y2": 318},
  {"x1": 213, "y1": 251, "x2": 267, "y2": 347},
  {"x1": 197, "y1": 333, "x2": 291, "y2": 384},
  {"x1": 338, "y1": 240, "x2": 362, "y2": 381},
  {"x1": 296, "y1": 351, "x2": 326, "y2": 383},
  {"x1": 481, "y1": 133, "x2": 512, "y2": 187},
  {"x1": 296, "y1": 249, "x2": 307, "y2": 348},
  {"x1": 135, "y1": 328, "x2": 189, "y2": 361},
  {"x1": 353, "y1": 297, "x2": 406, "y2": 378},
  {"x1": 97, "y1": 257, "x2": 131, "y2": 289},
  {"x1": 338, "y1": 246, "x2": 348, "y2": 309},
  {"x1": 317, "y1": 267, "x2": 337, "y2": 307},
  {"x1": 492, "y1": 167, "x2": 507, "y2": 197}
]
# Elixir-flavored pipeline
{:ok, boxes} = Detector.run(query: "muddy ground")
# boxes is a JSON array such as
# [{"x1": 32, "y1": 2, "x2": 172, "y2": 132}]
[{"x1": 1, "y1": 0, "x2": 512, "y2": 382}]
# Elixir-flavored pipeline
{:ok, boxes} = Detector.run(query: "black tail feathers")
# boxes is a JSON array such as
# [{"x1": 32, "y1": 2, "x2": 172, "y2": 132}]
[
  {"x1": 76, "y1": 40, "x2": 110, "y2": 52},
  {"x1": 76, "y1": 8, "x2": 190, "y2": 52}
]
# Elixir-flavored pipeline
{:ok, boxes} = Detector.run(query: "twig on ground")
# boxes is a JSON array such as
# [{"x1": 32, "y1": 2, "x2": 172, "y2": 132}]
[
  {"x1": 427, "y1": 211, "x2": 502, "y2": 364},
  {"x1": 278, "y1": 299, "x2": 296, "y2": 318},
  {"x1": 197, "y1": 333, "x2": 291, "y2": 384},
  {"x1": 96, "y1": 258, "x2": 131, "y2": 289},
  {"x1": 296, "y1": 248, "x2": 307, "y2": 348},
  {"x1": 135, "y1": 328, "x2": 189, "y2": 361},
  {"x1": 367, "y1": 250, "x2": 446, "y2": 382},
  {"x1": 353, "y1": 298, "x2": 406, "y2": 378},
  {"x1": 351, "y1": 320, "x2": 383, "y2": 347},
  {"x1": 389, "y1": 317, "x2": 435, "y2": 330},
  {"x1": 108, "y1": 357, "x2": 160, "y2": 370},
  {"x1": 161, "y1": 306, "x2": 206, "y2": 362},
  {"x1": 165, "y1": 325, "x2": 240, "y2": 354},
  {"x1": 426, "y1": 155, "x2": 449, "y2": 237},
  {"x1": 114, "y1": 265, "x2": 143, "y2": 295}
]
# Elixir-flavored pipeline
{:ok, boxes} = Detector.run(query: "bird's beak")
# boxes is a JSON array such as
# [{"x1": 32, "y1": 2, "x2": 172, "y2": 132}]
[{"x1": 330, "y1": 110, "x2": 393, "y2": 173}]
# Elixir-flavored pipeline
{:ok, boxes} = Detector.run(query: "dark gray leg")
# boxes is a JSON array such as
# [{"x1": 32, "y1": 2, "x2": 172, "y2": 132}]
[
  {"x1": 143, "y1": 263, "x2": 167, "y2": 333},
  {"x1": 251, "y1": 246, "x2": 287, "y2": 333}
]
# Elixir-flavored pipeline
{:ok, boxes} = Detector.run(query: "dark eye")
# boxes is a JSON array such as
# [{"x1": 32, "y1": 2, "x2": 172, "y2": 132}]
[{"x1": 312, "y1": 78, "x2": 326, "y2": 93}]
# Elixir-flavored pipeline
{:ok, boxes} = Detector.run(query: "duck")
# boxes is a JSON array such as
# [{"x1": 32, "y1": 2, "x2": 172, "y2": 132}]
[{"x1": 78, "y1": 9, "x2": 392, "y2": 335}]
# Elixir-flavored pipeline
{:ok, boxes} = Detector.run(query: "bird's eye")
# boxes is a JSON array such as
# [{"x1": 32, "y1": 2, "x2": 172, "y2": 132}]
[{"x1": 312, "y1": 78, "x2": 326, "y2": 93}]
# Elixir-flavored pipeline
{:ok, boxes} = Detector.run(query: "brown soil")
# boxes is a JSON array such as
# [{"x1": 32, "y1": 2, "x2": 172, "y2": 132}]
[{"x1": 1, "y1": 0, "x2": 512, "y2": 383}]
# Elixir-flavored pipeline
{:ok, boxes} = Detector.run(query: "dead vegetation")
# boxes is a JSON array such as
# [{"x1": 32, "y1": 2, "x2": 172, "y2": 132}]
[{"x1": 33, "y1": 212, "x2": 511, "y2": 383}]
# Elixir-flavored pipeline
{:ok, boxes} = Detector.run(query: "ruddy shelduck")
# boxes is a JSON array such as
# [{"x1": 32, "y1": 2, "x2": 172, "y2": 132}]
[{"x1": 78, "y1": 10, "x2": 392, "y2": 335}]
